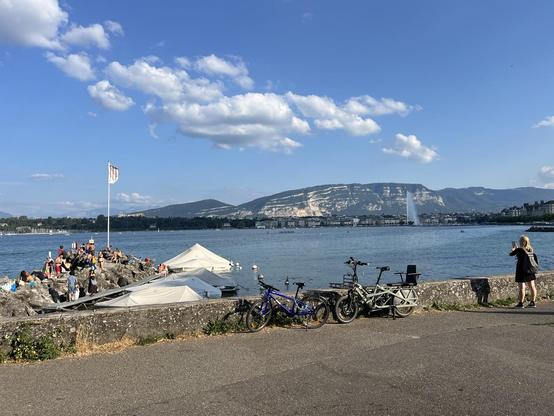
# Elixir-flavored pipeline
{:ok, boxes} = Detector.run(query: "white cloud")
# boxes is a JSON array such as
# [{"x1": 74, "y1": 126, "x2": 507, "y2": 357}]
[
  {"x1": 57, "y1": 200, "x2": 103, "y2": 216},
  {"x1": 104, "y1": 20, "x2": 124, "y2": 36},
  {"x1": 61, "y1": 23, "x2": 110, "y2": 49},
  {"x1": 286, "y1": 92, "x2": 381, "y2": 136},
  {"x1": 195, "y1": 54, "x2": 254, "y2": 89},
  {"x1": 533, "y1": 116, "x2": 554, "y2": 128},
  {"x1": 106, "y1": 58, "x2": 223, "y2": 102},
  {"x1": 148, "y1": 124, "x2": 159, "y2": 139},
  {"x1": 46, "y1": 52, "x2": 95, "y2": 80},
  {"x1": 539, "y1": 166, "x2": 554, "y2": 179},
  {"x1": 141, "y1": 55, "x2": 161, "y2": 64},
  {"x1": 0, "y1": 0, "x2": 68, "y2": 49},
  {"x1": 30, "y1": 173, "x2": 64, "y2": 180},
  {"x1": 87, "y1": 111, "x2": 97, "y2": 117},
  {"x1": 95, "y1": 55, "x2": 417, "y2": 153},
  {"x1": 345, "y1": 96, "x2": 420, "y2": 116},
  {"x1": 87, "y1": 80, "x2": 134, "y2": 111},
  {"x1": 382, "y1": 133, "x2": 438, "y2": 163},
  {"x1": 175, "y1": 56, "x2": 191, "y2": 68},
  {"x1": 145, "y1": 93, "x2": 308, "y2": 152},
  {"x1": 116, "y1": 192, "x2": 152, "y2": 204},
  {"x1": 538, "y1": 166, "x2": 554, "y2": 188}
]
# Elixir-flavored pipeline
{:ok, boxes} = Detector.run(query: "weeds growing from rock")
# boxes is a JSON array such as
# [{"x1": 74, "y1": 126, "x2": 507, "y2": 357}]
[
  {"x1": 486, "y1": 297, "x2": 516, "y2": 307},
  {"x1": 5, "y1": 327, "x2": 73, "y2": 362},
  {"x1": 428, "y1": 301, "x2": 479, "y2": 311},
  {"x1": 135, "y1": 332, "x2": 177, "y2": 346},
  {"x1": 203, "y1": 319, "x2": 246, "y2": 335}
]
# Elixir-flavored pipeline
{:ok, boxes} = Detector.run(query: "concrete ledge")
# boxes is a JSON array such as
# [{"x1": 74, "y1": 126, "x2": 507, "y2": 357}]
[
  {"x1": 417, "y1": 271, "x2": 554, "y2": 305},
  {"x1": 0, "y1": 299, "x2": 245, "y2": 356},
  {"x1": 1, "y1": 271, "x2": 553, "y2": 356}
]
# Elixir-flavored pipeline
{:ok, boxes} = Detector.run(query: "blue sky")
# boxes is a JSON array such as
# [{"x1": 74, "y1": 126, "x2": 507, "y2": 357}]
[{"x1": 1, "y1": 0, "x2": 554, "y2": 217}]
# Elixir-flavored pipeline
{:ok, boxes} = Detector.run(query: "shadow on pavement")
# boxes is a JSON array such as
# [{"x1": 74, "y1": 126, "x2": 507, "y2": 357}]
[{"x1": 459, "y1": 307, "x2": 554, "y2": 316}]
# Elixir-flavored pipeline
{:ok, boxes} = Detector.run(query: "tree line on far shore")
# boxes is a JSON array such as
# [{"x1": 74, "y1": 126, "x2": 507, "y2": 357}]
[
  {"x1": 1, "y1": 212, "x2": 553, "y2": 233},
  {"x1": 0, "y1": 215, "x2": 255, "y2": 232}
]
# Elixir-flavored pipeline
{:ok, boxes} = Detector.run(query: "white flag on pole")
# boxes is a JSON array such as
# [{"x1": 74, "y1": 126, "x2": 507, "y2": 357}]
[{"x1": 108, "y1": 163, "x2": 119, "y2": 184}]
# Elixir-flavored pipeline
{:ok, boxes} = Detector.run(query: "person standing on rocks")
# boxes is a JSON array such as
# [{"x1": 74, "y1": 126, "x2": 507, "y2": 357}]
[
  {"x1": 97, "y1": 252, "x2": 105, "y2": 271},
  {"x1": 67, "y1": 273, "x2": 79, "y2": 302},
  {"x1": 509, "y1": 235, "x2": 538, "y2": 308},
  {"x1": 87, "y1": 270, "x2": 98, "y2": 295}
]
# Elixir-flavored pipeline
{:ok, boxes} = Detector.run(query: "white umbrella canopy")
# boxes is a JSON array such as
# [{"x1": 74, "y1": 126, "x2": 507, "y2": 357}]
[
  {"x1": 96, "y1": 285, "x2": 203, "y2": 308},
  {"x1": 170, "y1": 268, "x2": 238, "y2": 293},
  {"x1": 163, "y1": 243, "x2": 232, "y2": 272},
  {"x1": 130, "y1": 275, "x2": 222, "y2": 299}
]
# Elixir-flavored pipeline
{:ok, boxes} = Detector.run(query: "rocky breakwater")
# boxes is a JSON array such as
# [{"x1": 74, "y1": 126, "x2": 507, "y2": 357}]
[{"x1": 0, "y1": 261, "x2": 157, "y2": 319}]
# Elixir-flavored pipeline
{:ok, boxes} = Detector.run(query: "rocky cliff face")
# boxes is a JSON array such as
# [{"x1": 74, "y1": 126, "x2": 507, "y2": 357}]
[
  {"x1": 135, "y1": 183, "x2": 554, "y2": 218},
  {"x1": 224, "y1": 183, "x2": 445, "y2": 217}
]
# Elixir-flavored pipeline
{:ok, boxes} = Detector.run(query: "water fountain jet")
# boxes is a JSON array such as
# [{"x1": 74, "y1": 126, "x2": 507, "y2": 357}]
[{"x1": 406, "y1": 191, "x2": 420, "y2": 225}]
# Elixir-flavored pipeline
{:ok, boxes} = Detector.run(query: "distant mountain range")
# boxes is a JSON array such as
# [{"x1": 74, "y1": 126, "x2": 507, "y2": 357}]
[
  {"x1": 133, "y1": 183, "x2": 554, "y2": 218},
  {"x1": 0, "y1": 211, "x2": 12, "y2": 219},
  {"x1": 135, "y1": 199, "x2": 234, "y2": 218}
]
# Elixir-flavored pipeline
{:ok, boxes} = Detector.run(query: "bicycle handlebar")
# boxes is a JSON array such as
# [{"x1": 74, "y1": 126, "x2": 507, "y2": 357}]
[
  {"x1": 345, "y1": 257, "x2": 368, "y2": 266},
  {"x1": 257, "y1": 279, "x2": 279, "y2": 292}
]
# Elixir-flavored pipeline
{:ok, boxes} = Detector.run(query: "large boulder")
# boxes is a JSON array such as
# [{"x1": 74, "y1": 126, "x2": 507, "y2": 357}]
[{"x1": 0, "y1": 292, "x2": 37, "y2": 318}]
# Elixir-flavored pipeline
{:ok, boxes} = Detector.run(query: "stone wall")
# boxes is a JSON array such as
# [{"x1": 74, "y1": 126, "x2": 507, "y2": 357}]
[
  {"x1": 0, "y1": 299, "x2": 244, "y2": 356},
  {"x1": 416, "y1": 271, "x2": 554, "y2": 305},
  {"x1": 1, "y1": 272, "x2": 553, "y2": 356}
]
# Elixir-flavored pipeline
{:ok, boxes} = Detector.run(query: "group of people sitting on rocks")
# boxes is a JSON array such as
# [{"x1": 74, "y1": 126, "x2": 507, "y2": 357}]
[
  {"x1": 40, "y1": 241, "x2": 130, "y2": 280},
  {"x1": 1, "y1": 239, "x2": 165, "y2": 308},
  {"x1": 11, "y1": 240, "x2": 139, "y2": 302}
]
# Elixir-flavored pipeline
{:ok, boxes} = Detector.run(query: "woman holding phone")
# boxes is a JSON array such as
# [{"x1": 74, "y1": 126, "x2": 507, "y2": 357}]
[{"x1": 509, "y1": 235, "x2": 538, "y2": 308}]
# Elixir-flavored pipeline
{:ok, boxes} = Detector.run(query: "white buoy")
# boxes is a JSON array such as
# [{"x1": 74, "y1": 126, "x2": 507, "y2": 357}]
[
  {"x1": 252, "y1": 264, "x2": 258, "y2": 270},
  {"x1": 235, "y1": 262, "x2": 240, "y2": 267}
]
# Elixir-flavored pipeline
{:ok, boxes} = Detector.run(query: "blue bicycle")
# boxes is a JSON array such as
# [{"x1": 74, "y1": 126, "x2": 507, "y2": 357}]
[{"x1": 246, "y1": 278, "x2": 330, "y2": 332}]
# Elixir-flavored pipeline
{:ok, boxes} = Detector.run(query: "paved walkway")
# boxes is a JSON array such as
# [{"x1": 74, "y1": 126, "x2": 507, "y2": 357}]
[{"x1": 2, "y1": 303, "x2": 554, "y2": 416}]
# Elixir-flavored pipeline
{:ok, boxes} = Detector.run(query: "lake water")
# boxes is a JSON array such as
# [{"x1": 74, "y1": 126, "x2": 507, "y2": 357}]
[{"x1": 1, "y1": 225, "x2": 552, "y2": 294}]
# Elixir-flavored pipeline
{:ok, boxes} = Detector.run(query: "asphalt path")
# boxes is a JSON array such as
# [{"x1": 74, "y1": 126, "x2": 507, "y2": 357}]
[{"x1": 1, "y1": 303, "x2": 554, "y2": 416}]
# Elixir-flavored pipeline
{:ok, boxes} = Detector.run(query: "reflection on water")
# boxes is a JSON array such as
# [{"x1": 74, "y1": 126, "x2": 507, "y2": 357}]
[{"x1": 0, "y1": 225, "x2": 552, "y2": 294}]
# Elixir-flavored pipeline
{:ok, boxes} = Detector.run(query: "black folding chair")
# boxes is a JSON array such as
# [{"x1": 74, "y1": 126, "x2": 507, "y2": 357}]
[{"x1": 394, "y1": 264, "x2": 420, "y2": 286}]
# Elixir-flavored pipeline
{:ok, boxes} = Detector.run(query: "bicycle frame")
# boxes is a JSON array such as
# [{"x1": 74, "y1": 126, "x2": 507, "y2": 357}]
[
  {"x1": 344, "y1": 265, "x2": 418, "y2": 312},
  {"x1": 349, "y1": 282, "x2": 417, "y2": 311},
  {"x1": 260, "y1": 285, "x2": 313, "y2": 317}
]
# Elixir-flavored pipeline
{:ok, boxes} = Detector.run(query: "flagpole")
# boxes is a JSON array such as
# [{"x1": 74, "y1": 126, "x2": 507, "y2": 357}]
[{"x1": 107, "y1": 161, "x2": 111, "y2": 249}]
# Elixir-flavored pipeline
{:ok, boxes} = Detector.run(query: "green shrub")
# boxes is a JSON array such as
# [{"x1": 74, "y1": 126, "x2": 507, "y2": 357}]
[
  {"x1": 203, "y1": 319, "x2": 246, "y2": 335},
  {"x1": 9, "y1": 329, "x2": 63, "y2": 361},
  {"x1": 487, "y1": 297, "x2": 516, "y2": 307},
  {"x1": 134, "y1": 332, "x2": 176, "y2": 345},
  {"x1": 135, "y1": 335, "x2": 159, "y2": 346},
  {"x1": 430, "y1": 301, "x2": 478, "y2": 311}
]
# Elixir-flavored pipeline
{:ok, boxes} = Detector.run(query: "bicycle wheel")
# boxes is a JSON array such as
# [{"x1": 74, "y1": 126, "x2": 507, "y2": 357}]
[
  {"x1": 245, "y1": 299, "x2": 273, "y2": 332},
  {"x1": 335, "y1": 294, "x2": 360, "y2": 324},
  {"x1": 299, "y1": 295, "x2": 329, "y2": 329},
  {"x1": 393, "y1": 288, "x2": 418, "y2": 317}
]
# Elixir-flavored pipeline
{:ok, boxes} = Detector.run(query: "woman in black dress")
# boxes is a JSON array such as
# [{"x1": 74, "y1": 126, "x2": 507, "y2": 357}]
[{"x1": 509, "y1": 235, "x2": 538, "y2": 308}]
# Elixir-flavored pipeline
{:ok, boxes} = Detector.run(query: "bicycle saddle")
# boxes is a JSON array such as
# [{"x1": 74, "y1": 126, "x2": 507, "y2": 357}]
[{"x1": 294, "y1": 282, "x2": 305, "y2": 289}]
